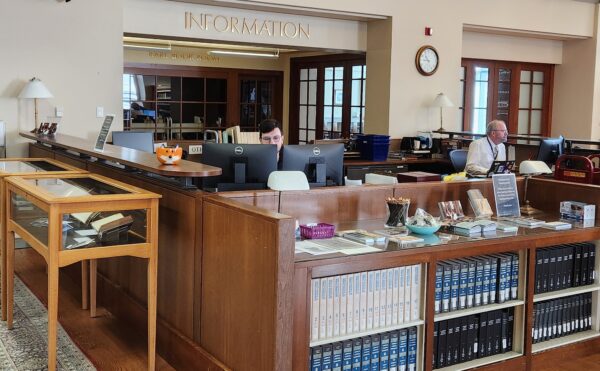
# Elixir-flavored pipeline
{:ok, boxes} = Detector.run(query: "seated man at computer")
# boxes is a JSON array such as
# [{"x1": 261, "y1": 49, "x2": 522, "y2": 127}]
[
  {"x1": 465, "y1": 119, "x2": 508, "y2": 176},
  {"x1": 259, "y1": 119, "x2": 284, "y2": 161}
]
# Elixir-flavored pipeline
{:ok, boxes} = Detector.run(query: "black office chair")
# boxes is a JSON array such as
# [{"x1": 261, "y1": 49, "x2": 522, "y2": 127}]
[{"x1": 450, "y1": 149, "x2": 469, "y2": 172}]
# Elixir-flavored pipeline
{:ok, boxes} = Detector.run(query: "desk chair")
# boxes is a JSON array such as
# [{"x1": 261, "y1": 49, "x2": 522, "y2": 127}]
[
  {"x1": 449, "y1": 149, "x2": 469, "y2": 172},
  {"x1": 268, "y1": 171, "x2": 310, "y2": 212}
]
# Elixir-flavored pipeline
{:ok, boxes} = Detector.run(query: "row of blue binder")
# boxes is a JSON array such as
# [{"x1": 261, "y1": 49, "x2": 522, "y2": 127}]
[
  {"x1": 534, "y1": 242, "x2": 596, "y2": 294},
  {"x1": 310, "y1": 327, "x2": 418, "y2": 371},
  {"x1": 435, "y1": 253, "x2": 519, "y2": 314},
  {"x1": 532, "y1": 293, "x2": 593, "y2": 344}
]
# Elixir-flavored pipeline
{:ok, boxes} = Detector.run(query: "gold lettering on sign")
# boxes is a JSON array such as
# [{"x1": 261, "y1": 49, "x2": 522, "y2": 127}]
[
  {"x1": 184, "y1": 12, "x2": 310, "y2": 39},
  {"x1": 148, "y1": 51, "x2": 221, "y2": 63}
]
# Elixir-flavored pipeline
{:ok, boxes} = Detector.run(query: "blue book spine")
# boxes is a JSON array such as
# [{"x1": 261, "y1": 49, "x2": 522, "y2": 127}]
[
  {"x1": 352, "y1": 338, "x2": 362, "y2": 371},
  {"x1": 442, "y1": 264, "x2": 452, "y2": 312},
  {"x1": 407, "y1": 327, "x2": 417, "y2": 371},
  {"x1": 488, "y1": 257, "x2": 498, "y2": 304},
  {"x1": 342, "y1": 340, "x2": 353, "y2": 371},
  {"x1": 466, "y1": 260, "x2": 476, "y2": 308},
  {"x1": 499, "y1": 256, "x2": 508, "y2": 303},
  {"x1": 435, "y1": 264, "x2": 443, "y2": 314},
  {"x1": 312, "y1": 346, "x2": 323, "y2": 371},
  {"x1": 333, "y1": 342, "x2": 343, "y2": 371},
  {"x1": 511, "y1": 254, "x2": 519, "y2": 300},
  {"x1": 322, "y1": 344, "x2": 333, "y2": 371},
  {"x1": 482, "y1": 258, "x2": 491, "y2": 305},
  {"x1": 474, "y1": 259, "x2": 484, "y2": 306},
  {"x1": 370, "y1": 335, "x2": 380, "y2": 371},
  {"x1": 450, "y1": 263, "x2": 460, "y2": 311},
  {"x1": 380, "y1": 333, "x2": 390, "y2": 371},
  {"x1": 389, "y1": 331, "x2": 399, "y2": 371},
  {"x1": 398, "y1": 329, "x2": 408, "y2": 371},
  {"x1": 458, "y1": 261, "x2": 468, "y2": 309},
  {"x1": 361, "y1": 337, "x2": 371, "y2": 371}
]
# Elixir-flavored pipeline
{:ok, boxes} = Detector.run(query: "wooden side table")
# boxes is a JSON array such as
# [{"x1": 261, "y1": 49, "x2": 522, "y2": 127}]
[
  {"x1": 4, "y1": 173, "x2": 160, "y2": 371},
  {"x1": 0, "y1": 158, "x2": 85, "y2": 322}
]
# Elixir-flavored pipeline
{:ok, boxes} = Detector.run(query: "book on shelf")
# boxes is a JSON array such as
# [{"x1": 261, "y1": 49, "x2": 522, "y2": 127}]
[
  {"x1": 467, "y1": 189, "x2": 494, "y2": 218},
  {"x1": 453, "y1": 219, "x2": 496, "y2": 236},
  {"x1": 542, "y1": 221, "x2": 572, "y2": 230},
  {"x1": 372, "y1": 226, "x2": 409, "y2": 238},
  {"x1": 337, "y1": 230, "x2": 386, "y2": 244}
]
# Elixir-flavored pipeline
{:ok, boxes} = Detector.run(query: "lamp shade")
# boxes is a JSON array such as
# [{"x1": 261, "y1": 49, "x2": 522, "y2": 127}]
[
  {"x1": 431, "y1": 92, "x2": 454, "y2": 108},
  {"x1": 519, "y1": 160, "x2": 552, "y2": 175},
  {"x1": 18, "y1": 77, "x2": 53, "y2": 99}
]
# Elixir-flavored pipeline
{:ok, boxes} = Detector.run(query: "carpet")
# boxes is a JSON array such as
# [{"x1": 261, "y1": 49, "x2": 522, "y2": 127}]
[{"x1": 0, "y1": 276, "x2": 96, "y2": 371}]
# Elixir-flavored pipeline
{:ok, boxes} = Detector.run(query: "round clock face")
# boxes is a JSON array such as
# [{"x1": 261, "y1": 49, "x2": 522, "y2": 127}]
[{"x1": 416, "y1": 46, "x2": 439, "y2": 76}]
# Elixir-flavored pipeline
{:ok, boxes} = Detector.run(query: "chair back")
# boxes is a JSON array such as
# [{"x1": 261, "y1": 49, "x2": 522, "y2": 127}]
[{"x1": 450, "y1": 149, "x2": 469, "y2": 172}]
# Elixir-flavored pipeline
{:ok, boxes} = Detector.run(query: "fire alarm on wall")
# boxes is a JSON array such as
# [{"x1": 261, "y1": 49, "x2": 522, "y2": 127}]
[{"x1": 425, "y1": 27, "x2": 433, "y2": 36}]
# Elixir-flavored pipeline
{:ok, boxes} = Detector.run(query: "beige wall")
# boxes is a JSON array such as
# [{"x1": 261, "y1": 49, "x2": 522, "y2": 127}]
[
  {"x1": 462, "y1": 32, "x2": 563, "y2": 65},
  {"x1": 2, "y1": 0, "x2": 599, "y2": 158},
  {"x1": 0, "y1": 0, "x2": 123, "y2": 156}
]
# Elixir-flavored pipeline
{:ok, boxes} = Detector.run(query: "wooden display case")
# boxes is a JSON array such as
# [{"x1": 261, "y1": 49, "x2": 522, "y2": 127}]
[
  {"x1": 0, "y1": 158, "x2": 85, "y2": 323},
  {"x1": 3, "y1": 173, "x2": 160, "y2": 371}
]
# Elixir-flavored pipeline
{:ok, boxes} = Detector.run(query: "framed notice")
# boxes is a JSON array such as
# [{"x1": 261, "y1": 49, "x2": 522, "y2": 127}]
[
  {"x1": 492, "y1": 173, "x2": 520, "y2": 218},
  {"x1": 94, "y1": 115, "x2": 115, "y2": 152}
]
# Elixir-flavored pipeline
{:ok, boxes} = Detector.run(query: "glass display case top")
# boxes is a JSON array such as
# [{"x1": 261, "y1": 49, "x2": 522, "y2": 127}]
[
  {"x1": 24, "y1": 177, "x2": 131, "y2": 198},
  {"x1": 0, "y1": 160, "x2": 67, "y2": 174}
]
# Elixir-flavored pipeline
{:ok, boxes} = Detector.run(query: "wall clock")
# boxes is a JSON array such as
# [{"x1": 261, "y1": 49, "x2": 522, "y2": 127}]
[{"x1": 415, "y1": 45, "x2": 439, "y2": 76}]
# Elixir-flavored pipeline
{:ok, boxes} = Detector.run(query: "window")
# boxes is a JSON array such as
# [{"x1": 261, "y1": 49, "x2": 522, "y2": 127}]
[
  {"x1": 461, "y1": 59, "x2": 553, "y2": 136},
  {"x1": 123, "y1": 65, "x2": 282, "y2": 140},
  {"x1": 290, "y1": 54, "x2": 366, "y2": 144}
]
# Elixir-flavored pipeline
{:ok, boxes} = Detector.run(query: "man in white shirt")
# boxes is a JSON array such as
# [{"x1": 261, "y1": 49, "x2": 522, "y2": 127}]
[{"x1": 465, "y1": 120, "x2": 508, "y2": 176}]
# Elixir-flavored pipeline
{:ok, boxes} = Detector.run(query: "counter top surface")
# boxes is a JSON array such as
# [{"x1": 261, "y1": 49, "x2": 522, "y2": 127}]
[
  {"x1": 344, "y1": 158, "x2": 450, "y2": 166},
  {"x1": 21, "y1": 132, "x2": 221, "y2": 178},
  {"x1": 294, "y1": 214, "x2": 600, "y2": 264}
]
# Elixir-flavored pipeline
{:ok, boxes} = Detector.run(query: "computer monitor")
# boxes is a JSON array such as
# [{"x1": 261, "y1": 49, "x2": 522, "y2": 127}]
[
  {"x1": 281, "y1": 144, "x2": 344, "y2": 187},
  {"x1": 536, "y1": 136, "x2": 564, "y2": 166},
  {"x1": 112, "y1": 131, "x2": 155, "y2": 153},
  {"x1": 201, "y1": 143, "x2": 278, "y2": 191}
]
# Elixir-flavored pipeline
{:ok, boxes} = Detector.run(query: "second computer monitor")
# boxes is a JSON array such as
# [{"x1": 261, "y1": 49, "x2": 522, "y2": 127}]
[
  {"x1": 202, "y1": 143, "x2": 278, "y2": 191},
  {"x1": 281, "y1": 144, "x2": 344, "y2": 187},
  {"x1": 536, "y1": 136, "x2": 564, "y2": 166},
  {"x1": 112, "y1": 131, "x2": 155, "y2": 153}
]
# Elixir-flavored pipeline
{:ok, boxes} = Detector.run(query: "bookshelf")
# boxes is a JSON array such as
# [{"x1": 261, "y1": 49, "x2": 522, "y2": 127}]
[
  {"x1": 435, "y1": 351, "x2": 521, "y2": 371},
  {"x1": 533, "y1": 283, "x2": 600, "y2": 303},
  {"x1": 532, "y1": 330, "x2": 600, "y2": 353},
  {"x1": 434, "y1": 300, "x2": 525, "y2": 322}
]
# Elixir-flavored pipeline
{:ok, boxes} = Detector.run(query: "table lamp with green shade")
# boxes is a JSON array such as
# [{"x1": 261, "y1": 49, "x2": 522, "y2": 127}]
[{"x1": 18, "y1": 77, "x2": 53, "y2": 133}]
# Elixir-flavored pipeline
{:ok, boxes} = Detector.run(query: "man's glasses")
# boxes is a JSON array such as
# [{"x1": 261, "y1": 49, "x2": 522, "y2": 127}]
[
  {"x1": 261, "y1": 135, "x2": 281, "y2": 142},
  {"x1": 492, "y1": 129, "x2": 508, "y2": 133}
]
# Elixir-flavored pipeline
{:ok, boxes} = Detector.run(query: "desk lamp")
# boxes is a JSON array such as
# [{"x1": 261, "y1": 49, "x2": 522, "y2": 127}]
[
  {"x1": 267, "y1": 171, "x2": 310, "y2": 213},
  {"x1": 18, "y1": 77, "x2": 53, "y2": 133},
  {"x1": 519, "y1": 160, "x2": 552, "y2": 215},
  {"x1": 431, "y1": 93, "x2": 454, "y2": 132}
]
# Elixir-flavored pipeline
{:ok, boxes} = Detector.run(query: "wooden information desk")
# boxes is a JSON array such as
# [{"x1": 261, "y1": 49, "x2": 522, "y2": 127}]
[
  {"x1": 4, "y1": 173, "x2": 160, "y2": 371},
  {"x1": 20, "y1": 133, "x2": 599, "y2": 371},
  {"x1": 202, "y1": 178, "x2": 600, "y2": 371}
]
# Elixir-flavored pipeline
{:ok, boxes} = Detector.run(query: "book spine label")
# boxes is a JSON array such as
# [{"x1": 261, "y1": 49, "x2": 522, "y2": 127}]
[
  {"x1": 450, "y1": 263, "x2": 459, "y2": 311},
  {"x1": 411, "y1": 265, "x2": 421, "y2": 321},
  {"x1": 311, "y1": 278, "x2": 321, "y2": 341},
  {"x1": 442, "y1": 264, "x2": 451, "y2": 312},
  {"x1": 386, "y1": 269, "x2": 394, "y2": 327},
  {"x1": 320, "y1": 278, "x2": 328, "y2": 339},
  {"x1": 334, "y1": 276, "x2": 341, "y2": 337},
  {"x1": 474, "y1": 260, "x2": 484, "y2": 306},
  {"x1": 353, "y1": 273, "x2": 361, "y2": 333},
  {"x1": 434, "y1": 264, "x2": 443, "y2": 314},
  {"x1": 340, "y1": 275, "x2": 348, "y2": 336},
  {"x1": 373, "y1": 271, "x2": 381, "y2": 330},
  {"x1": 360, "y1": 272, "x2": 368, "y2": 331},
  {"x1": 404, "y1": 267, "x2": 412, "y2": 322},
  {"x1": 458, "y1": 262, "x2": 468, "y2": 309}
]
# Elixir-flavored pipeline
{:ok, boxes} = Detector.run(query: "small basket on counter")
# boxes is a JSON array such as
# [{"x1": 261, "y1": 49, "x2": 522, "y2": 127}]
[{"x1": 300, "y1": 223, "x2": 335, "y2": 239}]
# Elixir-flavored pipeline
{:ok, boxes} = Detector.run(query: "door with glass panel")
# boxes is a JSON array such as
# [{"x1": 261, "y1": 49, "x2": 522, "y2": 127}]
[
  {"x1": 290, "y1": 55, "x2": 366, "y2": 144},
  {"x1": 461, "y1": 59, "x2": 553, "y2": 137},
  {"x1": 240, "y1": 76, "x2": 279, "y2": 132}
]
